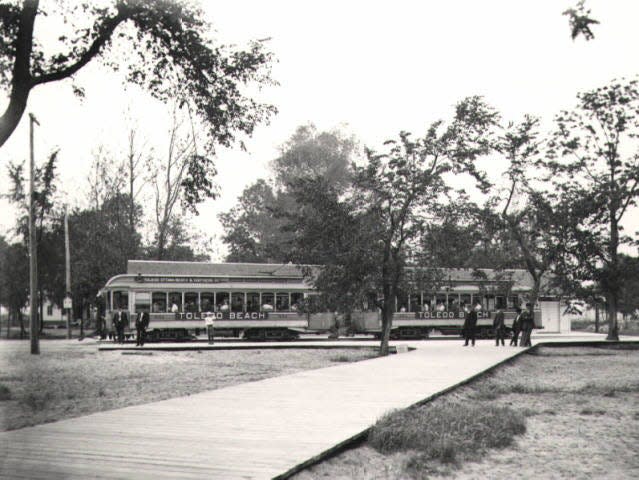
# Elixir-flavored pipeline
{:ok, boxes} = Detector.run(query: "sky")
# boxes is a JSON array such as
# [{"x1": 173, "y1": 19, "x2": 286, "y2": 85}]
[{"x1": 1, "y1": 0, "x2": 638, "y2": 259}]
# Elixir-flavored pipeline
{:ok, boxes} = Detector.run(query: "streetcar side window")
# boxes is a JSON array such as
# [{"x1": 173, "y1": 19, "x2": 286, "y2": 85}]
[
  {"x1": 291, "y1": 292, "x2": 303, "y2": 311},
  {"x1": 185, "y1": 292, "x2": 199, "y2": 312},
  {"x1": 247, "y1": 292, "x2": 260, "y2": 312},
  {"x1": 396, "y1": 292, "x2": 408, "y2": 312},
  {"x1": 436, "y1": 293, "x2": 446, "y2": 311},
  {"x1": 169, "y1": 292, "x2": 182, "y2": 313},
  {"x1": 409, "y1": 294, "x2": 420, "y2": 313},
  {"x1": 460, "y1": 294, "x2": 472, "y2": 309},
  {"x1": 261, "y1": 293, "x2": 274, "y2": 311},
  {"x1": 231, "y1": 293, "x2": 244, "y2": 312},
  {"x1": 276, "y1": 293, "x2": 290, "y2": 311},
  {"x1": 134, "y1": 292, "x2": 151, "y2": 313},
  {"x1": 485, "y1": 295, "x2": 495, "y2": 311},
  {"x1": 447, "y1": 294, "x2": 459, "y2": 310},
  {"x1": 152, "y1": 292, "x2": 167, "y2": 313},
  {"x1": 422, "y1": 294, "x2": 433, "y2": 312},
  {"x1": 217, "y1": 292, "x2": 230, "y2": 311},
  {"x1": 201, "y1": 292, "x2": 215, "y2": 312},
  {"x1": 495, "y1": 295, "x2": 507, "y2": 310},
  {"x1": 113, "y1": 291, "x2": 128, "y2": 310}
]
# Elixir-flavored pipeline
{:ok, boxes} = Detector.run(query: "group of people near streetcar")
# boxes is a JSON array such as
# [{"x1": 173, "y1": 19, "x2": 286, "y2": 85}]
[
  {"x1": 462, "y1": 303, "x2": 535, "y2": 347},
  {"x1": 107, "y1": 308, "x2": 149, "y2": 346}
]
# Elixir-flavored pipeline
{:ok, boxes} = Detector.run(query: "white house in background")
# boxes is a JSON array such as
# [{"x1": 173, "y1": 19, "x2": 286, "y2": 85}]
[{"x1": 21, "y1": 300, "x2": 65, "y2": 325}]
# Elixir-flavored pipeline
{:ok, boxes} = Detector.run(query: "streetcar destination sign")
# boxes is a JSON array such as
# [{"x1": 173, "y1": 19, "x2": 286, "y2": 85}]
[
  {"x1": 415, "y1": 310, "x2": 491, "y2": 319},
  {"x1": 174, "y1": 311, "x2": 269, "y2": 320}
]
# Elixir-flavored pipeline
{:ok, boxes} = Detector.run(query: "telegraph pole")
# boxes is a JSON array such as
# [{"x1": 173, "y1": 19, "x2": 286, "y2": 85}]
[
  {"x1": 65, "y1": 207, "x2": 72, "y2": 339},
  {"x1": 29, "y1": 113, "x2": 40, "y2": 355}
]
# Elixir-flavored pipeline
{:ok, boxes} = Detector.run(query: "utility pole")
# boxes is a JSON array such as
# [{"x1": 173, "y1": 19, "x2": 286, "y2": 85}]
[
  {"x1": 29, "y1": 113, "x2": 40, "y2": 355},
  {"x1": 64, "y1": 207, "x2": 72, "y2": 339}
]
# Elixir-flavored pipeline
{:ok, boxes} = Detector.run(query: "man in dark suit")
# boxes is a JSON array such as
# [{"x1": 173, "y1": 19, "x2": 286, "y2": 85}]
[
  {"x1": 520, "y1": 303, "x2": 534, "y2": 347},
  {"x1": 463, "y1": 305, "x2": 478, "y2": 346},
  {"x1": 110, "y1": 310, "x2": 119, "y2": 342},
  {"x1": 135, "y1": 310, "x2": 149, "y2": 346},
  {"x1": 115, "y1": 309, "x2": 127, "y2": 344},
  {"x1": 493, "y1": 308, "x2": 506, "y2": 346},
  {"x1": 510, "y1": 307, "x2": 522, "y2": 346}
]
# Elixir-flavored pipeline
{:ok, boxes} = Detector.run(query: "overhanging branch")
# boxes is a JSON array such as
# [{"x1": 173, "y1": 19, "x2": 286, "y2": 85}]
[{"x1": 31, "y1": 9, "x2": 129, "y2": 86}]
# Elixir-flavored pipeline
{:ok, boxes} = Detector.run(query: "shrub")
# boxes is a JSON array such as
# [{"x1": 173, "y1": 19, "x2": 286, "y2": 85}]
[
  {"x1": 330, "y1": 355, "x2": 352, "y2": 363},
  {"x1": 0, "y1": 384, "x2": 11, "y2": 401},
  {"x1": 472, "y1": 385, "x2": 499, "y2": 400},
  {"x1": 22, "y1": 372, "x2": 56, "y2": 411},
  {"x1": 368, "y1": 402, "x2": 526, "y2": 465},
  {"x1": 23, "y1": 388, "x2": 54, "y2": 411}
]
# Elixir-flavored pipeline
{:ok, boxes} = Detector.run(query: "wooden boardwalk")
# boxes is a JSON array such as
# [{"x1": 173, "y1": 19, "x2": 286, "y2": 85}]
[{"x1": 0, "y1": 333, "x2": 627, "y2": 479}]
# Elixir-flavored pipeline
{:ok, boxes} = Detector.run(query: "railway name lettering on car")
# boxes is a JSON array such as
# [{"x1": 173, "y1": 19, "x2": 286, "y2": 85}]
[
  {"x1": 174, "y1": 311, "x2": 269, "y2": 320},
  {"x1": 136, "y1": 276, "x2": 231, "y2": 284}
]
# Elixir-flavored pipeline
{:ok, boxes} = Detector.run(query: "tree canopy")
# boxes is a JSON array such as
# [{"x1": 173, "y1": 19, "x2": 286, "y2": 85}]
[
  {"x1": 0, "y1": 0, "x2": 276, "y2": 161},
  {"x1": 219, "y1": 124, "x2": 357, "y2": 263}
]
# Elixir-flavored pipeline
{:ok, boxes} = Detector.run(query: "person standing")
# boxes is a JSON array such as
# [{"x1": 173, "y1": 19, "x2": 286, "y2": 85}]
[
  {"x1": 463, "y1": 305, "x2": 478, "y2": 346},
  {"x1": 135, "y1": 310, "x2": 149, "y2": 346},
  {"x1": 510, "y1": 307, "x2": 522, "y2": 346},
  {"x1": 493, "y1": 308, "x2": 506, "y2": 346},
  {"x1": 520, "y1": 303, "x2": 534, "y2": 347},
  {"x1": 116, "y1": 308, "x2": 127, "y2": 344},
  {"x1": 205, "y1": 313, "x2": 215, "y2": 344},
  {"x1": 110, "y1": 310, "x2": 119, "y2": 342}
]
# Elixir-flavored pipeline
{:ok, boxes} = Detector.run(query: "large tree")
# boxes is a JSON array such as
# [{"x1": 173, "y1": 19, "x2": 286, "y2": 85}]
[
  {"x1": 63, "y1": 193, "x2": 142, "y2": 319},
  {"x1": 0, "y1": 0, "x2": 276, "y2": 158},
  {"x1": 220, "y1": 124, "x2": 357, "y2": 263},
  {"x1": 289, "y1": 97, "x2": 498, "y2": 355},
  {"x1": 1, "y1": 241, "x2": 29, "y2": 338},
  {"x1": 4, "y1": 150, "x2": 63, "y2": 330},
  {"x1": 220, "y1": 179, "x2": 291, "y2": 263},
  {"x1": 487, "y1": 115, "x2": 572, "y2": 309},
  {"x1": 546, "y1": 79, "x2": 639, "y2": 340}
]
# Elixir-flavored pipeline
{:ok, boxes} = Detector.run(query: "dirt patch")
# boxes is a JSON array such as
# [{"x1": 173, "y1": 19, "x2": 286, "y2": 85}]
[
  {"x1": 292, "y1": 346, "x2": 639, "y2": 480},
  {"x1": 0, "y1": 339, "x2": 376, "y2": 431}
]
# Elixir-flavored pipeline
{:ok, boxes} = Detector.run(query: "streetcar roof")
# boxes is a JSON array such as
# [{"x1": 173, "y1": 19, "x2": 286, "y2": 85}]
[
  {"x1": 127, "y1": 260, "x2": 310, "y2": 278},
  {"x1": 99, "y1": 261, "x2": 559, "y2": 295}
]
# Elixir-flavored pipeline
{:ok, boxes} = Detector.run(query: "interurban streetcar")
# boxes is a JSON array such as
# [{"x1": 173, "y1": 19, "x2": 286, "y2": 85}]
[{"x1": 100, "y1": 260, "x2": 568, "y2": 341}]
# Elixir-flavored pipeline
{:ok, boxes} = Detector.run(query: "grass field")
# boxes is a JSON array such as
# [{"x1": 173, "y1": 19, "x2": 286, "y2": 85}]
[
  {"x1": 0, "y1": 339, "x2": 376, "y2": 431},
  {"x1": 571, "y1": 317, "x2": 639, "y2": 336},
  {"x1": 292, "y1": 345, "x2": 639, "y2": 480}
]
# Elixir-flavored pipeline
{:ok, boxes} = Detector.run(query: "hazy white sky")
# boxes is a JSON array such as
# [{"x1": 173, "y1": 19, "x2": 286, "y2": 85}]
[{"x1": 1, "y1": 0, "x2": 638, "y2": 258}]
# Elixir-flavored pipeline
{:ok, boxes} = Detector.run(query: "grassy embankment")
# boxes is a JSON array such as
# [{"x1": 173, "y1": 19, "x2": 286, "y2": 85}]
[
  {"x1": 0, "y1": 339, "x2": 376, "y2": 431},
  {"x1": 293, "y1": 345, "x2": 639, "y2": 480}
]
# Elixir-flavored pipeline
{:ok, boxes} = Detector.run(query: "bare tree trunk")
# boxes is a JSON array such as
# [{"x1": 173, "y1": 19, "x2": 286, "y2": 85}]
[
  {"x1": 39, "y1": 289, "x2": 44, "y2": 334},
  {"x1": 595, "y1": 302, "x2": 599, "y2": 333},
  {"x1": 607, "y1": 293, "x2": 619, "y2": 340},
  {"x1": 606, "y1": 213, "x2": 620, "y2": 341},
  {"x1": 379, "y1": 283, "x2": 393, "y2": 356},
  {"x1": 19, "y1": 311, "x2": 25, "y2": 339}
]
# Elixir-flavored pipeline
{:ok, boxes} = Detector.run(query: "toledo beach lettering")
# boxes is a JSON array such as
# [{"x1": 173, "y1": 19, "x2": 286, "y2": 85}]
[{"x1": 175, "y1": 311, "x2": 269, "y2": 320}]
